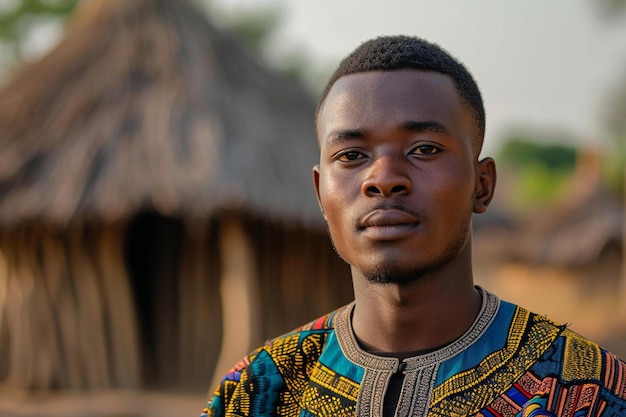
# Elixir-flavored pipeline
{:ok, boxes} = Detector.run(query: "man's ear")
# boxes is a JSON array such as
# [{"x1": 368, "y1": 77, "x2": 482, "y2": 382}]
[
  {"x1": 312, "y1": 165, "x2": 326, "y2": 220},
  {"x1": 473, "y1": 157, "x2": 496, "y2": 214}
]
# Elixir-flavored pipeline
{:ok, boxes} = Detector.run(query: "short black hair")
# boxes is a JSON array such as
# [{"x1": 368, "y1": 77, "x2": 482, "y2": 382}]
[{"x1": 317, "y1": 35, "x2": 485, "y2": 151}]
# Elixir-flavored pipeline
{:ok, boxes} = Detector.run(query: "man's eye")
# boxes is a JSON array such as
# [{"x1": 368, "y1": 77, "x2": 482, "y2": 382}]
[
  {"x1": 338, "y1": 151, "x2": 364, "y2": 162},
  {"x1": 411, "y1": 145, "x2": 440, "y2": 155}
]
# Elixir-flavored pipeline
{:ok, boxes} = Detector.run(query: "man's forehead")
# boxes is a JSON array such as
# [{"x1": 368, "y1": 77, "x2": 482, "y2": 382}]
[
  {"x1": 318, "y1": 70, "x2": 462, "y2": 123},
  {"x1": 337, "y1": 69, "x2": 452, "y2": 85},
  {"x1": 319, "y1": 70, "x2": 459, "y2": 114}
]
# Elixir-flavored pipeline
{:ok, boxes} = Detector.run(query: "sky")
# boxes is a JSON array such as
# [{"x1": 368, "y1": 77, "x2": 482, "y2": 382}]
[
  {"x1": 3, "y1": 0, "x2": 625, "y2": 156},
  {"x1": 211, "y1": 0, "x2": 626, "y2": 155}
]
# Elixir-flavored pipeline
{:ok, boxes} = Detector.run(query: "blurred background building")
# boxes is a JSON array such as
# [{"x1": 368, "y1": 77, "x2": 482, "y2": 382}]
[{"x1": 0, "y1": 0, "x2": 352, "y2": 414}]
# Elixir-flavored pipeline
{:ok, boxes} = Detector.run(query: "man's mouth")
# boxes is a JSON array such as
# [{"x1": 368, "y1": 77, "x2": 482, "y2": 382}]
[
  {"x1": 360, "y1": 209, "x2": 419, "y2": 227},
  {"x1": 359, "y1": 209, "x2": 420, "y2": 240}
]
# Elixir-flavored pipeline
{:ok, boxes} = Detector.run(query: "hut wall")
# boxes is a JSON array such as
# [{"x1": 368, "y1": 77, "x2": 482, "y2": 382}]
[
  {"x1": 0, "y1": 213, "x2": 352, "y2": 393},
  {"x1": 130, "y1": 212, "x2": 352, "y2": 392},
  {"x1": 0, "y1": 223, "x2": 140, "y2": 390}
]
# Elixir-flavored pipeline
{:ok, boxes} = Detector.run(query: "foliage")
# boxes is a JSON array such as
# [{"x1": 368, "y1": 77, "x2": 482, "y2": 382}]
[
  {"x1": 497, "y1": 136, "x2": 578, "y2": 212},
  {"x1": 0, "y1": 0, "x2": 316, "y2": 90},
  {"x1": 205, "y1": 1, "x2": 316, "y2": 90},
  {"x1": 602, "y1": 144, "x2": 626, "y2": 197},
  {"x1": 498, "y1": 137, "x2": 578, "y2": 171},
  {"x1": 0, "y1": 0, "x2": 79, "y2": 61},
  {"x1": 216, "y1": 5, "x2": 282, "y2": 52},
  {"x1": 595, "y1": 0, "x2": 626, "y2": 21}
]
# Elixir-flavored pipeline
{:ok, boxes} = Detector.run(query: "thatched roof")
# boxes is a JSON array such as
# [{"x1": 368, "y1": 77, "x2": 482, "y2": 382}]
[
  {"x1": 513, "y1": 185, "x2": 622, "y2": 266},
  {"x1": 0, "y1": 0, "x2": 323, "y2": 228}
]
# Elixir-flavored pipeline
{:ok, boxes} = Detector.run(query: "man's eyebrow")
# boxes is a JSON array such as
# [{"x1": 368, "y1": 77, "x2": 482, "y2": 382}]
[
  {"x1": 403, "y1": 120, "x2": 449, "y2": 133},
  {"x1": 325, "y1": 129, "x2": 364, "y2": 145},
  {"x1": 324, "y1": 121, "x2": 448, "y2": 145}
]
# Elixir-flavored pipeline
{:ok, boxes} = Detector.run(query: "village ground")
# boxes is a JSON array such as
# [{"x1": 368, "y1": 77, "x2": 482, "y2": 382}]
[{"x1": 0, "y1": 263, "x2": 624, "y2": 417}]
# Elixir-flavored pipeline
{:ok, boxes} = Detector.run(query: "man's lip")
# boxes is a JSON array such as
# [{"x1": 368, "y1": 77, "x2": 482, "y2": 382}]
[{"x1": 359, "y1": 209, "x2": 420, "y2": 228}]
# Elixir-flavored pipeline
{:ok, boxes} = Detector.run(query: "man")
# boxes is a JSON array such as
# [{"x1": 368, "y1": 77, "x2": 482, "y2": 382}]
[{"x1": 201, "y1": 35, "x2": 626, "y2": 417}]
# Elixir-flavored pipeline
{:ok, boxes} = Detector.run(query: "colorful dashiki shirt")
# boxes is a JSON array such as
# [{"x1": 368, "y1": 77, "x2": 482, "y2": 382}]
[{"x1": 201, "y1": 287, "x2": 626, "y2": 417}]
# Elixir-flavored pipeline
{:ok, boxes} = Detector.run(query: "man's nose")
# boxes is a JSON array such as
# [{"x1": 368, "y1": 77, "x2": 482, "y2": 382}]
[{"x1": 361, "y1": 155, "x2": 412, "y2": 197}]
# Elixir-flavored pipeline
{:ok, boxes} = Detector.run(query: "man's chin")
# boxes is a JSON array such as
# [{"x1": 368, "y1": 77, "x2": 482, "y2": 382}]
[{"x1": 363, "y1": 267, "x2": 424, "y2": 285}]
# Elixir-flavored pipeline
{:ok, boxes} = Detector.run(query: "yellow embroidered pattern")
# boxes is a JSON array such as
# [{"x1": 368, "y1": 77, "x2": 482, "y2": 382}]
[
  {"x1": 561, "y1": 329, "x2": 602, "y2": 383},
  {"x1": 429, "y1": 308, "x2": 563, "y2": 415},
  {"x1": 310, "y1": 363, "x2": 360, "y2": 402},
  {"x1": 266, "y1": 331, "x2": 358, "y2": 416}
]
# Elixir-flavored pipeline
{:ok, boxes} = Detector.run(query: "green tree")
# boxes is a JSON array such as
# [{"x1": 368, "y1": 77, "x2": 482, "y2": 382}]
[
  {"x1": 596, "y1": 0, "x2": 626, "y2": 21},
  {"x1": 202, "y1": 1, "x2": 317, "y2": 91},
  {"x1": 497, "y1": 135, "x2": 578, "y2": 213},
  {"x1": 0, "y1": 0, "x2": 317, "y2": 90},
  {"x1": 0, "y1": 0, "x2": 79, "y2": 70}
]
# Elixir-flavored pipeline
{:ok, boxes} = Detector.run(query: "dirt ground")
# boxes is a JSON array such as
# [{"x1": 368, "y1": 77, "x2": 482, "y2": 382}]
[
  {"x1": 1, "y1": 261, "x2": 624, "y2": 417},
  {"x1": 0, "y1": 387, "x2": 208, "y2": 417}
]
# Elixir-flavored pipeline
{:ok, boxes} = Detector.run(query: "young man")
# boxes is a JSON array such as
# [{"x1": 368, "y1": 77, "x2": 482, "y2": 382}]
[{"x1": 201, "y1": 35, "x2": 626, "y2": 417}]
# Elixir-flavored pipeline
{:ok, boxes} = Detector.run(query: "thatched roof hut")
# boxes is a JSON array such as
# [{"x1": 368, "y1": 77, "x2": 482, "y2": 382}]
[
  {"x1": 0, "y1": 0, "x2": 351, "y2": 392},
  {"x1": 513, "y1": 185, "x2": 622, "y2": 266},
  {"x1": 496, "y1": 150, "x2": 623, "y2": 268}
]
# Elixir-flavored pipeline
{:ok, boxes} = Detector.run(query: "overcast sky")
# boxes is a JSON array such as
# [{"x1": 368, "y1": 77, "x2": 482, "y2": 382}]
[
  {"x1": 212, "y1": 0, "x2": 626, "y2": 155},
  {"x1": 7, "y1": 0, "x2": 625, "y2": 155}
]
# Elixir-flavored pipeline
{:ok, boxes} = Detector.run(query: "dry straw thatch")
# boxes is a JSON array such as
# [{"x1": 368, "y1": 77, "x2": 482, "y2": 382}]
[{"x1": 0, "y1": 0, "x2": 323, "y2": 228}]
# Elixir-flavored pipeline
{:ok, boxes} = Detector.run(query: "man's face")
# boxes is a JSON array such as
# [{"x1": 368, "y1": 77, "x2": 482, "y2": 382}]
[{"x1": 313, "y1": 70, "x2": 493, "y2": 284}]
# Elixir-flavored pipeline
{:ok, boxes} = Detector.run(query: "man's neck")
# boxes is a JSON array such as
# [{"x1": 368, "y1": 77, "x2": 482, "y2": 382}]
[{"x1": 350, "y1": 271, "x2": 481, "y2": 354}]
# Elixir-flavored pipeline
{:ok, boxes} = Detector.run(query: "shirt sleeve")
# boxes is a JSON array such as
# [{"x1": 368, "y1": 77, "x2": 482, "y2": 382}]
[
  {"x1": 201, "y1": 345, "x2": 292, "y2": 417},
  {"x1": 199, "y1": 348, "x2": 263, "y2": 417}
]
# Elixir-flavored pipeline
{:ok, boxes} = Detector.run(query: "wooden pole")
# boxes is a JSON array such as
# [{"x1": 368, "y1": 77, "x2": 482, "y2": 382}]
[
  {"x1": 69, "y1": 226, "x2": 111, "y2": 388},
  {"x1": 96, "y1": 222, "x2": 141, "y2": 388},
  {"x1": 210, "y1": 214, "x2": 259, "y2": 391},
  {"x1": 177, "y1": 219, "x2": 223, "y2": 389}
]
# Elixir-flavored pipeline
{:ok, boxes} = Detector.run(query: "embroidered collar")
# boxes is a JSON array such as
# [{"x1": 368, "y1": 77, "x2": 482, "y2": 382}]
[{"x1": 335, "y1": 287, "x2": 500, "y2": 372}]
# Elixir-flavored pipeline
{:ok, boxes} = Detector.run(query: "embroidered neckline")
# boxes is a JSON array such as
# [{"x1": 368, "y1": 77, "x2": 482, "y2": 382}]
[{"x1": 335, "y1": 286, "x2": 500, "y2": 372}]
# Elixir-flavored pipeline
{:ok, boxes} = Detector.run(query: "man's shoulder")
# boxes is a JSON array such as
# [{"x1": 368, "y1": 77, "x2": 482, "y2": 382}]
[
  {"x1": 267, "y1": 302, "x2": 349, "y2": 343},
  {"x1": 257, "y1": 303, "x2": 350, "y2": 362},
  {"x1": 203, "y1": 304, "x2": 354, "y2": 416},
  {"x1": 500, "y1": 298, "x2": 625, "y2": 373},
  {"x1": 225, "y1": 303, "x2": 351, "y2": 376},
  {"x1": 493, "y1": 297, "x2": 626, "y2": 412},
  {"x1": 492, "y1": 295, "x2": 568, "y2": 349},
  {"x1": 505, "y1": 300, "x2": 626, "y2": 393}
]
